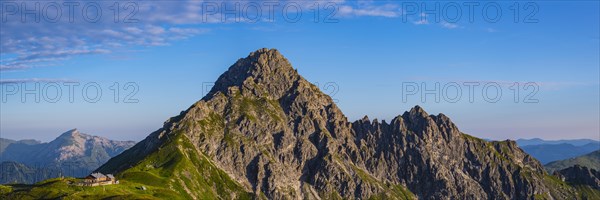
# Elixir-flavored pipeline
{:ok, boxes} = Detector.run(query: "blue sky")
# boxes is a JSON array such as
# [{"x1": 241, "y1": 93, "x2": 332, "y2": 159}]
[{"x1": 1, "y1": 0, "x2": 599, "y2": 142}]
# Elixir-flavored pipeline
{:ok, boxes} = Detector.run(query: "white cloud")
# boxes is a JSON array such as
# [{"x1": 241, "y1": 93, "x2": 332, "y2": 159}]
[
  {"x1": 412, "y1": 13, "x2": 429, "y2": 25},
  {"x1": 2, "y1": 0, "x2": 321, "y2": 71},
  {"x1": 0, "y1": 0, "x2": 462, "y2": 72},
  {"x1": 440, "y1": 21, "x2": 459, "y2": 29},
  {"x1": 413, "y1": 19, "x2": 428, "y2": 25},
  {"x1": 0, "y1": 1, "x2": 212, "y2": 71},
  {"x1": 338, "y1": 4, "x2": 401, "y2": 18}
]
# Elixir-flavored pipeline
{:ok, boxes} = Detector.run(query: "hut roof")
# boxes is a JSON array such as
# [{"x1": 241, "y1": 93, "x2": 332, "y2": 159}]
[{"x1": 88, "y1": 172, "x2": 106, "y2": 179}]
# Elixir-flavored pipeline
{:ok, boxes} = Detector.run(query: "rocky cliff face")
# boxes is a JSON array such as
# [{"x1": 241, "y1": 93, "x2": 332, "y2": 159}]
[
  {"x1": 556, "y1": 165, "x2": 600, "y2": 190},
  {"x1": 99, "y1": 48, "x2": 597, "y2": 199}
]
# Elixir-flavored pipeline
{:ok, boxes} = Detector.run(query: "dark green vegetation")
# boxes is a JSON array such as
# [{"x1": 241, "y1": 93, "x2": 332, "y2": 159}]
[
  {"x1": 538, "y1": 172, "x2": 600, "y2": 199},
  {"x1": 0, "y1": 162, "x2": 58, "y2": 185},
  {"x1": 546, "y1": 150, "x2": 600, "y2": 173},
  {"x1": 573, "y1": 185, "x2": 600, "y2": 200}
]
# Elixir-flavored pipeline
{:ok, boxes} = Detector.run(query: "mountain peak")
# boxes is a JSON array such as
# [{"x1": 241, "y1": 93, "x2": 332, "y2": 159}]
[
  {"x1": 58, "y1": 128, "x2": 80, "y2": 138},
  {"x1": 403, "y1": 105, "x2": 430, "y2": 121},
  {"x1": 206, "y1": 48, "x2": 301, "y2": 100},
  {"x1": 243, "y1": 48, "x2": 294, "y2": 75},
  {"x1": 410, "y1": 105, "x2": 428, "y2": 115},
  {"x1": 248, "y1": 48, "x2": 282, "y2": 58},
  {"x1": 96, "y1": 50, "x2": 583, "y2": 200},
  {"x1": 361, "y1": 115, "x2": 370, "y2": 123}
]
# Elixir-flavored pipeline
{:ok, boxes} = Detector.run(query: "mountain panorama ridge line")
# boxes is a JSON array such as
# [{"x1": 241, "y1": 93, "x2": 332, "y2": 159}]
[{"x1": 92, "y1": 48, "x2": 599, "y2": 199}]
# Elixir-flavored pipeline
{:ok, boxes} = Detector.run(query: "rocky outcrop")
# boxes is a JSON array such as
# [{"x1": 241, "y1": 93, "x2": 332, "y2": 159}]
[
  {"x1": 99, "y1": 48, "x2": 595, "y2": 199},
  {"x1": 556, "y1": 165, "x2": 600, "y2": 190},
  {"x1": 349, "y1": 109, "x2": 555, "y2": 199}
]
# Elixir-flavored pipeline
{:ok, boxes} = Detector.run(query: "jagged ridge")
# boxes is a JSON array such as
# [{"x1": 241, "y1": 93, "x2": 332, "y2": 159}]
[{"x1": 97, "y1": 48, "x2": 599, "y2": 199}]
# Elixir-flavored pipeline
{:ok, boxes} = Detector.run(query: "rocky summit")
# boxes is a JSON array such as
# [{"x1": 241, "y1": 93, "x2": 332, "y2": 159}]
[
  {"x1": 556, "y1": 165, "x2": 600, "y2": 190},
  {"x1": 97, "y1": 48, "x2": 600, "y2": 199}
]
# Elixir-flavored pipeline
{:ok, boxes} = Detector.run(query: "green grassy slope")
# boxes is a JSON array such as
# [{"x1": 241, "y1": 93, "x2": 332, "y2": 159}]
[
  {"x1": 0, "y1": 134, "x2": 253, "y2": 199},
  {"x1": 545, "y1": 150, "x2": 600, "y2": 173}
]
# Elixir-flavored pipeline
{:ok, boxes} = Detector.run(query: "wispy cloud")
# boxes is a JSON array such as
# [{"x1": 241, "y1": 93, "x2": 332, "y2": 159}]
[
  {"x1": 2, "y1": 0, "x2": 326, "y2": 71},
  {"x1": 338, "y1": 4, "x2": 401, "y2": 18},
  {"x1": 412, "y1": 13, "x2": 429, "y2": 25},
  {"x1": 440, "y1": 21, "x2": 459, "y2": 29},
  {"x1": 0, "y1": 0, "x2": 465, "y2": 72},
  {"x1": 0, "y1": 1, "x2": 212, "y2": 71},
  {"x1": 413, "y1": 19, "x2": 428, "y2": 25}
]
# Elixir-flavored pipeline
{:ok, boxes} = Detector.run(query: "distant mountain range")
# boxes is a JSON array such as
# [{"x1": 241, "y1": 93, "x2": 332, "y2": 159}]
[
  {"x1": 0, "y1": 138, "x2": 40, "y2": 154},
  {"x1": 545, "y1": 150, "x2": 600, "y2": 173},
  {"x1": 516, "y1": 138, "x2": 600, "y2": 147},
  {"x1": 516, "y1": 139, "x2": 599, "y2": 164},
  {"x1": 0, "y1": 129, "x2": 135, "y2": 184},
  {"x1": 2, "y1": 49, "x2": 599, "y2": 199}
]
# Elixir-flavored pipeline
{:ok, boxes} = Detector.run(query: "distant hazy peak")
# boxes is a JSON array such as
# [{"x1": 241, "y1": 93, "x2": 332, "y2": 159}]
[
  {"x1": 516, "y1": 138, "x2": 600, "y2": 147},
  {"x1": 57, "y1": 128, "x2": 82, "y2": 138}
]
